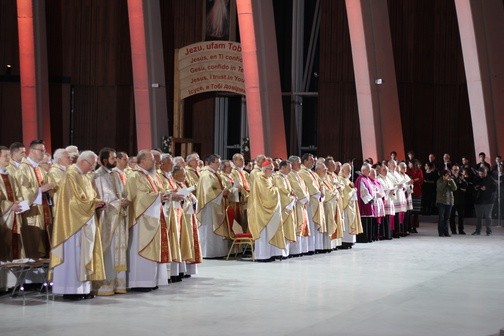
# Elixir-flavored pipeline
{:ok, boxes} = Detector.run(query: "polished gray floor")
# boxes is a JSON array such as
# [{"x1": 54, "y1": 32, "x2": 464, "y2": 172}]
[{"x1": 1, "y1": 219, "x2": 504, "y2": 336}]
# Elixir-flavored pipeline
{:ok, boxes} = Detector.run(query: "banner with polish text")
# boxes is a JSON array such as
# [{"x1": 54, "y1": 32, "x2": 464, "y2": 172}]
[{"x1": 177, "y1": 41, "x2": 245, "y2": 99}]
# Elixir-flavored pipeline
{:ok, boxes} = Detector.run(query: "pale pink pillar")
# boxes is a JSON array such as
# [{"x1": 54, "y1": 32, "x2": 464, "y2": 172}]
[
  {"x1": 17, "y1": 0, "x2": 51, "y2": 150},
  {"x1": 455, "y1": 0, "x2": 504, "y2": 160},
  {"x1": 236, "y1": 0, "x2": 287, "y2": 159},
  {"x1": 345, "y1": 0, "x2": 404, "y2": 160},
  {"x1": 127, "y1": 0, "x2": 153, "y2": 151}
]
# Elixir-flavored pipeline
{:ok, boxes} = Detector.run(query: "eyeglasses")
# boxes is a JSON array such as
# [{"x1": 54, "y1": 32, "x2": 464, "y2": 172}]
[{"x1": 84, "y1": 159, "x2": 95, "y2": 166}]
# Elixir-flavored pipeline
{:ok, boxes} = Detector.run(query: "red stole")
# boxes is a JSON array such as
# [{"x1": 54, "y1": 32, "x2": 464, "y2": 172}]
[
  {"x1": 238, "y1": 169, "x2": 250, "y2": 192},
  {"x1": 144, "y1": 173, "x2": 170, "y2": 263},
  {"x1": 33, "y1": 166, "x2": 52, "y2": 228},
  {"x1": 118, "y1": 171, "x2": 126, "y2": 185},
  {"x1": 165, "y1": 176, "x2": 184, "y2": 237}
]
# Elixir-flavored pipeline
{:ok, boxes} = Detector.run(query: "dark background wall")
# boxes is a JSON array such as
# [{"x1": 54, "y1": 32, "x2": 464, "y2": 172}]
[
  {"x1": 160, "y1": 0, "x2": 215, "y2": 157},
  {"x1": 45, "y1": 0, "x2": 135, "y2": 153},
  {"x1": 0, "y1": 0, "x2": 480, "y2": 164},
  {"x1": 0, "y1": 0, "x2": 22, "y2": 145},
  {"x1": 388, "y1": 0, "x2": 474, "y2": 164},
  {"x1": 317, "y1": 0, "x2": 362, "y2": 162}
]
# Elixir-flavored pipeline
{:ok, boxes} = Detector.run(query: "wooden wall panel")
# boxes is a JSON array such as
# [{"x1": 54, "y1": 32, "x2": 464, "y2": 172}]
[
  {"x1": 317, "y1": 0, "x2": 362, "y2": 161},
  {"x1": 45, "y1": 0, "x2": 135, "y2": 153},
  {"x1": 388, "y1": 0, "x2": 474, "y2": 163}
]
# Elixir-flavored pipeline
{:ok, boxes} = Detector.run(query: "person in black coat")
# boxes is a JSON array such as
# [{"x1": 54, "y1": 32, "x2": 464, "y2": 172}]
[
  {"x1": 472, "y1": 167, "x2": 496, "y2": 235},
  {"x1": 449, "y1": 164, "x2": 468, "y2": 234},
  {"x1": 422, "y1": 162, "x2": 438, "y2": 215}
]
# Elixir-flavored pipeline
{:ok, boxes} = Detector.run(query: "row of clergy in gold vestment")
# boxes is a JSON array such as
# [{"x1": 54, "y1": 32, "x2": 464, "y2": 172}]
[
  {"x1": 0, "y1": 143, "x2": 206, "y2": 294},
  {"x1": 1, "y1": 142, "x2": 363, "y2": 281}
]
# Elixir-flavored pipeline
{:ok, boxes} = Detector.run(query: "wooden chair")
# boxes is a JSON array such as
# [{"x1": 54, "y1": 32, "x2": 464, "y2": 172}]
[{"x1": 225, "y1": 206, "x2": 255, "y2": 261}]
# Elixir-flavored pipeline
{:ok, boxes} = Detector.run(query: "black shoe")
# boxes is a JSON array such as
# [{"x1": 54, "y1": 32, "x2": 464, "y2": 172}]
[
  {"x1": 129, "y1": 287, "x2": 153, "y2": 292},
  {"x1": 471, "y1": 231, "x2": 480, "y2": 236},
  {"x1": 83, "y1": 293, "x2": 95, "y2": 300},
  {"x1": 63, "y1": 294, "x2": 86, "y2": 301},
  {"x1": 451, "y1": 232, "x2": 457, "y2": 235},
  {"x1": 445, "y1": 234, "x2": 451, "y2": 237},
  {"x1": 183, "y1": 274, "x2": 191, "y2": 278},
  {"x1": 486, "y1": 232, "x2": 492, "y2": 236},
  {"x1": 459, "y1": 231, "x2": 466, "y2": 235},
  {"x1": 170, "y1": 276, "x2": 182, "y2": 283}
]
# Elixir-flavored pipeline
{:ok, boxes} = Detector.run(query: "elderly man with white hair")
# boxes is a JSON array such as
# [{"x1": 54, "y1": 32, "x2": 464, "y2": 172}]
[
  {"x1": 126, "y1": 150, "x2": 173, "y2": 291},
  {"x1": 355, "y1": 164, "x2": 376, "y2": 243},
  {"x1": 196, "y1": 154, "x2": 230, "y2": 258},
  {"x1": 173, "y1": 156, "x2": 186, "y2": 168},
  {"x1": 47, "y1": 148, "x2": 72, "y2": 208},
  {"x1": 50, "y1": 150, "x2": 106, "y2": 300},
  {"x1": 338, "y1": 163, "x2": 363, "y2": 249},
  {"x1": 231, "y1": 153, "x2": 250, "y2": 232},
  {"x1": 316, "y1": 161, "x2": 342, "y2": 251},
  {"x1": 65, "y1": 145, "x2": 79, "y2": 164},
  {"x1": 298, "y1": 153, "x2": 325, "y2": 253},
  {"x1": 248, "y1": 160, "x2": 284, "y2": 261},
  {"x1": 287, "y1": 155, "x2": 310, "y2": 256},
  {"x1": 185, "y1": 153, "x2": 200, "y2": 187}
]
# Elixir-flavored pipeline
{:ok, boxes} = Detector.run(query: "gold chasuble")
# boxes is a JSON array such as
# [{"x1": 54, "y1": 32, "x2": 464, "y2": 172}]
[
  {"x1": 287, "y1": 171, "x2": 310, "y2": 237},
  {"x1": 299, "y1": 166, "x2": 326, "y2": 233},
  {"x1": 248, "y1": 167, "x2": 262, "y2": 187},
  {"x1": 231, "y1": 167, "x2": 250, "y2": 231},
  {"x1": 93, "y1": 167, "x2": 128, "y2": 272},
  {"x1": 273, "y1": 173, "x2": 297, "y2": 243},
  {"x1": 321, "y1": 174, "x2": 344, "y2": 239},
  {"x1": 127, "y1": 169, "x2": 170, "y2": 263},
  {"x1": 338, "y1": 174, "x2": 363, "y2": 235},
  {"x1": 185, "y1": 167, "x2": 200, "y2": 188},
  {"x1": 196, "y1": 166, "x2": 229, "y2": 238},
  {"x1": 159, "y1": 172, "x2": 193, "y2": 263},
  {"x1": 15, "y1": 158, "x2": 53, "y2": 258},
  {"x1": 47, "y1": 163, "x2": 67, "y2": 208},
  {"x1": 248, "y1": 172, "x2": 285, "y2": 249},
  {"x1": 0, "y1": 171, "x2": 24, "y2": 260},
  {"x1": 50, "y1": 165, "x2": 105, "y2": 281},
  {"x1": 176, "y1": 180, "x2": 202, "y2": 264}
]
